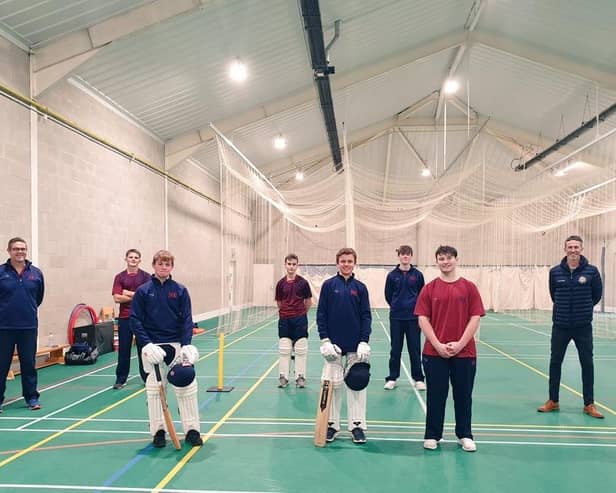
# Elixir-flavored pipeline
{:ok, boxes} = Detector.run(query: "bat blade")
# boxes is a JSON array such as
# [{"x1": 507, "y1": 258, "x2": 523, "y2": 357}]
[
  {"x1": 314, "y1": 379, "x2": 333, "y2": 447},
  {"x1": 154, "y1": 364, "x2": 182, "y2": 450}
]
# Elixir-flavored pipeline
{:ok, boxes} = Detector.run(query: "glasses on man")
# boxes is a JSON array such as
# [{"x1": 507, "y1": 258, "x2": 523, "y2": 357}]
[{"x1": 10, "y1": 247, "x2": 27, "y2": 251}]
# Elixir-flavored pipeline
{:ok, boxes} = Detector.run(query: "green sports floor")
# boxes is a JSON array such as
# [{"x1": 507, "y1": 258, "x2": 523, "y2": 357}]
[{"x1": 1, "y1": 309, "x2": 616, "y2": 493}]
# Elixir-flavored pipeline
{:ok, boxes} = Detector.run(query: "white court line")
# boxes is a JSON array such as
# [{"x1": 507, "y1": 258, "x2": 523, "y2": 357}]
[
  {"x1": 378, "y1": 320, "x2": 427, "y2": 414},
  {"x1": 0, "y1": 485, "x2": 276, "y2": 493},
  {"x1": 3, "y1": 362, "x2": 119, "y2": 407}
]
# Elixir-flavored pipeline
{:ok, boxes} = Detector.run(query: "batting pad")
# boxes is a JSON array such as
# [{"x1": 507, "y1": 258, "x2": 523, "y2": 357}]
[
  {"x1": 346, "y1": 387, "x2": 367, "y2": 431},
  {"x1": 278, "y1": 337, "x2": 292, "y2": 378},
  {"x1": 173, "y1": 380, "x2": 200, "y2": 433},
  {"x1": 328, "y1": 385, "x2": 343, "y2": 431},
  {"x1": 293, "y1": 337, "x2": 308, "y2": 377},
  {"x1": 321, "y1": 358, "x2": 343, "y2": 386},
  {"x1": 146, "y1": 372, "x2": 166, "y2": 435}
]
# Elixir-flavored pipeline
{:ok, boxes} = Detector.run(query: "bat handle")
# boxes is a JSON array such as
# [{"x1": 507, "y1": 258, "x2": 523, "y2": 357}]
[{"x1": 154, "y1": 363, "x2": 163, "y2": 382}]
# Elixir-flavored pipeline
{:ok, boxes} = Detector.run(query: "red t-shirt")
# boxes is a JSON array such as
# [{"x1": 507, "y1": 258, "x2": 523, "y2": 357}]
[
  {"x1": 275, "y1": 275, "x2": 312, "y2": 319},
  {"x1": 414, "y1": 277, "x2": 485, "y2": 358},
  {"x1": 112, "y1": 269, "x2": 150, "y2": 318}
]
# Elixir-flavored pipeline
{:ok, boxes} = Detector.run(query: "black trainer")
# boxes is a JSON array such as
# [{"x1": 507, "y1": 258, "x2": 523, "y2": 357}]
[
  {"x1": 351, "y1": 427, "x2": 366, "y2": 444},
  {"x1": 326, "y1": 427, "x2": 338, "y2": 442},
  {"x1": 185, "y1": 429, "x2": 203, "y2": 447},
  {"x1": 153, "y1": 430, "x2": 166, "y2": 448}
]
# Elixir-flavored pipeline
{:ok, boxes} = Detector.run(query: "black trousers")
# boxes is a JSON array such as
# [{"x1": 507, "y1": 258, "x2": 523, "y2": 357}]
[
  {"x1": 0, "y1": 328, "x2": 39, "y2": 404},
  {"x1": 549, "y1": 324, "x2": 594, "y2": 405},
  {"x1": 386, "y1": 318, "x2": 424, "y2": 382},
  {"x1": 423, "y1": 355, "x2": 476, "y2": 440},
  {"x1": 115, "y1": 318, "x2": 146, "y2": 384}
]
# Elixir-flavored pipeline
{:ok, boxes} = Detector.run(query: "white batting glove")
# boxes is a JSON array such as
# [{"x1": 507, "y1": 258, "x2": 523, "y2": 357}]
[
  {"x1": 356, "y1": 342, "x2": 371, "y2": 362},
  {"x1": 320, "y1": 339, "x2": 341, "y2": 362},
  {"x1": 142, "y1": 343, "x2": 166, "y2": 365},
  {"x1": 179, "y1": 344, "x2": 199, "y2": 365}
]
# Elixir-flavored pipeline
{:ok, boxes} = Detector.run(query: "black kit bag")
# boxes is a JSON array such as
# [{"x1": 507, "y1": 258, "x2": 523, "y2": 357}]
[{"x1": 64, "y1": 342, "x2": 99, "y2": 365}]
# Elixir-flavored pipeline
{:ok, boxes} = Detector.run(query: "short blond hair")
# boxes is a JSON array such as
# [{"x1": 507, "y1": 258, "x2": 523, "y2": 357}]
[{"x1": 152, "y1": 249, "x2": 174, "y2": 266}]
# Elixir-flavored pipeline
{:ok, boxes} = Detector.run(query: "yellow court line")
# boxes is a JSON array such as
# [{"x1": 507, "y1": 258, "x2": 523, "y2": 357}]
[
  {"x1": 479, "y1": 339, "x2": 616, "y2": 416},
  {"x1": 0, "y1": 318, "x2": 277, "y2": 470},
  {"x1": 152, "y1": 359, "x2": 279, "y2": 493},
  {"x1": 0, "y1": 391, "x2": 143, "y2": 469}
]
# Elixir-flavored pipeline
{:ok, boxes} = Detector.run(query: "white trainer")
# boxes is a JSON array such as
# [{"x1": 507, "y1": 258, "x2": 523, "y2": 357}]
[
  {"x1": 423, "y1": 439, "x2": 438, "y2": 450},
  {"x1": 384, "y1": 380, "x2": 396, "y2": 390},
  {"x1": 414, "y1": 381, "x2": 426, "y2": 391},
  {"x1": 458, "y1": 438, "x2": 477, "y2": 452}
]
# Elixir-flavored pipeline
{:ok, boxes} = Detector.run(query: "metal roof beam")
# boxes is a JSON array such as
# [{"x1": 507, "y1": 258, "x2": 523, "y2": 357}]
[
  {"x1": 472, "y1": 31, "x2": 616, "y2": 92},
  {"x1": 32, "y1": 0, "x2": 206, "y2": 96}
]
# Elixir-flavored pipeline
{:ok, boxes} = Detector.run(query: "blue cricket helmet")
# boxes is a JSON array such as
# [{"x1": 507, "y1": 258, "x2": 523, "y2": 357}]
[
  {"x1": 167, "y1": 363, "x2": 195, "y2": 387},
  {"x1": 344, "y1": 361, "x2": 371, "y2": 391}
]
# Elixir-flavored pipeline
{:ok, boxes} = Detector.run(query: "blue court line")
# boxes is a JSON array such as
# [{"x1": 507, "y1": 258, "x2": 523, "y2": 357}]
[{"x1": 98, "y1": 341, "x2": 277, "y2": 490}]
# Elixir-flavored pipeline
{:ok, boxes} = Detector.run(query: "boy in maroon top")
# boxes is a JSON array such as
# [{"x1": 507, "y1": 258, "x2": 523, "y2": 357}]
[
  {"x1": 275, "y1": 254, "x2": 312, "y2": 388},
  {"x1": 112, "y1": 249, "x2": 150, "y2": 388},
  {"x1": 415, "y1": 245, "x2": 485, "y2": 452}
]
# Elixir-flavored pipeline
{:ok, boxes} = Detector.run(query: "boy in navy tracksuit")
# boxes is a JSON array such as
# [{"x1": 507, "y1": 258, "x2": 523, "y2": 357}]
[
  {"x1": 0, "y1": 237, "x2": 45, "y2": 412},
  {"x1": 317, "y1": 247, "x2": 372, "y2": 444},
  {"x1": 538, "y1": 235, "x2": 604, "y2": 418},
  {"x1": 384, "y1": 245, "x2": 425, "y2": 390}
]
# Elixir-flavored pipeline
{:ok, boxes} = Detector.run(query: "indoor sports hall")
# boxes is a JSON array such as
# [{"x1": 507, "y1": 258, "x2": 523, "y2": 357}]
[{"x1": 1, "y1": 1, "x2": 616, "y2": 492}]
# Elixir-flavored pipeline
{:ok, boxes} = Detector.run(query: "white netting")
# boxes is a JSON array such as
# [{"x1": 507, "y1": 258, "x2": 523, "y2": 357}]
[{"x1": 213, "y1": 120, "x2": 616, "y2": 315}]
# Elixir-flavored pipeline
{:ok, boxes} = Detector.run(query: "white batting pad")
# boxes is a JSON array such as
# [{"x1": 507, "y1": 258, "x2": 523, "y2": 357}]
[
  {"x1": 173, "y1": 380, "x2": 200, "y2": 433},
  {"x1": 293, "y1": 337, "x2": 308, "y2": 377},
  {"x1": 278, "y1": 337, "x2": 292, "y2": 378},
  {"x1": 346, "y1": 387, "x2": 367, "y2": 431},
  {"x1": 145, "y1": 372, "x2": 166, "y2": 435}
]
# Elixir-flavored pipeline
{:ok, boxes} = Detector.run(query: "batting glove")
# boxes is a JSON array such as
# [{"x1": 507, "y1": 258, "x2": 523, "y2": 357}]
[
  {"x1": 356, "y1": 341, "x2": 371, "y2": 362},
  {"x1": 142, "y1": 343, "x2": 166, "y2": 365},
  {"x1": 179, "y1": 344, "x2": 199, "y2": 365}
]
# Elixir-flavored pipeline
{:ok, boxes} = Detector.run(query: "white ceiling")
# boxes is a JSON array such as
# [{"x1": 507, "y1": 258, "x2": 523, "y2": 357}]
[{"x1": 2, "y1": 0, "x2": 616, "y2": 198}]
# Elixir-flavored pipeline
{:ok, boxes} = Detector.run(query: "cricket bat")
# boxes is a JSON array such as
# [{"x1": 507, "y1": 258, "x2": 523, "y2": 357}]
[
  {"x1": 314, "y1": 378, "x2": 333, "y2": 447},
  {"x1": 154, "y1": 364, "x2": 182, "y2": 450}
]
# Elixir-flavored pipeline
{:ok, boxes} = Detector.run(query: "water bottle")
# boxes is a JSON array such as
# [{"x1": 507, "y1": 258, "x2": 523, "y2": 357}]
[{"x1": 48, "y1": 331, "x2": 55, "y2": 347}]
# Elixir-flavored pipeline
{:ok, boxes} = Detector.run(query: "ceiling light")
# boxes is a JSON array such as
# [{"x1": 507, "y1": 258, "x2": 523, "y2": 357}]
[
  {"x1": 443, "y1": 79, "x2": 459, "y2": 95},
  {"x1": 421, "y1": 168, "x2": 431, "y2": 177},
  {"x1": 229, "y1": 59, "x2": 247, "y2": 82},
  {"x1": 554, "y1": 169, "x2": 566, "y2": 177},
  {"x1": 273, "y1": 134, "x2": 287, "y2": 150},
  {"x1": 295, "y1": 170, "x2": 304, "y2": 181}
]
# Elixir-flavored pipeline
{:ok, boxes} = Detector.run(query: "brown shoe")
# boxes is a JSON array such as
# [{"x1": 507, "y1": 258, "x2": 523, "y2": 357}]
[
  {"x1": 583, "y1": 404, "x2": 604, "y2": 419},
  {"x1": 537, "y1": 400, "x2": 560, "y2": 412}
]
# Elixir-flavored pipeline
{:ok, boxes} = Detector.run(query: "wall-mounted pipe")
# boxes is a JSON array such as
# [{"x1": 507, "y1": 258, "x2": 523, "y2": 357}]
[{"x1": 0, "y1": 81, "x2": 219, "y2": 205}]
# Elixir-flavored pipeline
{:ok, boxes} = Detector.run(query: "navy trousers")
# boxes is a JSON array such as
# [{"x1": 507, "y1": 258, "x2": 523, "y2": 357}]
[
  {"x1": 0, "y1": 329, "x2": 39, "y2": 405},
  {"x1": 386, "y1": 318, "x2": 424, "y2": 382},
  {"x1": 423, "y1": 354, "x2": 476, "y2": 440},
  {"x1": 115, "y1": 318, "x2": 146, "y2": 384},
  {"x1": 549, "y1": 325, "x2": 594, "y2": 405}
]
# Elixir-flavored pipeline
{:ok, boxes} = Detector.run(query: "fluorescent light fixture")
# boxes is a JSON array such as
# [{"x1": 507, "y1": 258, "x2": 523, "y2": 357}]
[
  {"x1": 295, "y1": 170, "x2": 304, "y2": 181},
  {"x1": 421, "y1": 168, "x2": 432, "y2": 177},
  {"x1": 229, "y1": 59, "x2": 247, "y2": 82},
  {"x1": 273, "y1": 134, "x2": 287, "y2": 150},
  {"x1": 555, "y1": 160, "x2": 587, "y2": 177},
  {"x1": 443, "y1": 79, "x2": 459, "y2": 95}
]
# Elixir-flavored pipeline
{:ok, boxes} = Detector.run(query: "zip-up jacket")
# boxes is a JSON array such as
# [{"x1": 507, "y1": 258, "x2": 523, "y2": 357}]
[
  {"x1": 384, "y1": 265, "x2": 425, "y2": 320},
  {"x1": 549, "y1": 255, "x2": 602, "y2": 329},
  {"x1": 0, "y1": 259, "x2": 45, "y2": 330},
  {"x1": 130, "y1": 274, "x2": 193, "y2": 346},
  {"x1": 317, "y1": 273, "x2": 371, "y2": 353}
]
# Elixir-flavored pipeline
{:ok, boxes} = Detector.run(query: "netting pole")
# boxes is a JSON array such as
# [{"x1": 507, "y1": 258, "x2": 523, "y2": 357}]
[{"x1": 207, "y1": 332, "x2": 233, "y2": 392}]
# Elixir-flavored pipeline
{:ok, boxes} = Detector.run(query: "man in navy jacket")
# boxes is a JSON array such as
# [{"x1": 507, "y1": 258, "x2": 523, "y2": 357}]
[
  {"x1": 538, "y1": 235, "x2": 604, "y2": 418},
  {"x1": 317, "y1": 247, "x2": 372, "y2": 444},
  {"x1": 0, "y1": 237, "x2": 45, "y2": 412}
]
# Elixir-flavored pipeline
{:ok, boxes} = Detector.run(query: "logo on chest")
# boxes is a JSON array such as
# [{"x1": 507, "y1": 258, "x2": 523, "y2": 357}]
[
  {"x1": 168, "y1": 291, "x2": 178, "y2": 299},
  {"x1": 578, "y1": 276, "x2": 587, "y2": 284}
]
